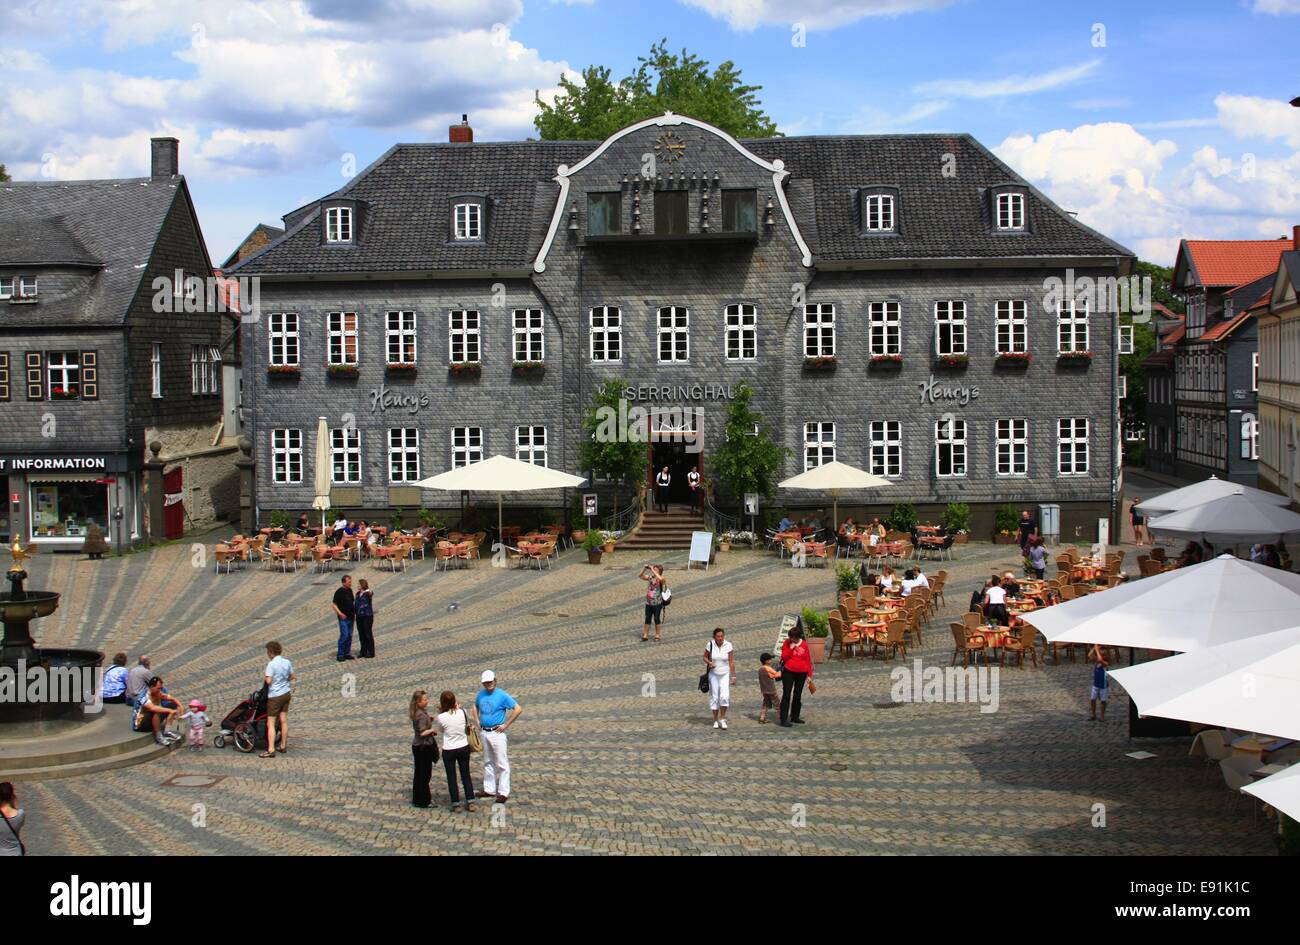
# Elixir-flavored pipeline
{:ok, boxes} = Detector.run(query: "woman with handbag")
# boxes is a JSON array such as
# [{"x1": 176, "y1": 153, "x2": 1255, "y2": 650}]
[
  {"x1": 703, "y1": 627, "x2": 736, "y2": 730},
  {"x1": 778, "y1": 627, "x2": 815, "y2": 728},
  {"x1": 639, "y1": 563, "x2": 668, "y2": 642},
  {"x1": 433, "y1": 690, "x2": 479, "y2": 812},
  {"x1": 409, "y1": 691, "x2": 440, "y2": 808},
  {"x1": 0, "y1": 782, "x2": 26, "y2": 856}
]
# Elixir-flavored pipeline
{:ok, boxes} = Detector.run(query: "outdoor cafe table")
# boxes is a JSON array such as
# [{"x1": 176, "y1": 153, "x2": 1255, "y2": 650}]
[
  {"x1": 1231, "y1": 735, "x2": 1297, "y2": 762},
  {"x1": 916, "y1": 525, "x2": 941, "y2": 534},
  {"x1": 971, "y1": 625, "x2": 1011, "y2": 650},
  {"x1": 852, "y1": 618, "x2": 888, "y2": 641},
  {"x1": 1071, "y1": 563, "x2": 1105, "y2": 582}
]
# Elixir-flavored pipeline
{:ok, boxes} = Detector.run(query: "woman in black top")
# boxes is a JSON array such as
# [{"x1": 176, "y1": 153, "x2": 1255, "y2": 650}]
[
  {"x1": 1129, "y1": 498, "x2": 1146, "y2": 546},
  {"x1": 408, "y1": 690, "x2": 439, "y2": 808}
]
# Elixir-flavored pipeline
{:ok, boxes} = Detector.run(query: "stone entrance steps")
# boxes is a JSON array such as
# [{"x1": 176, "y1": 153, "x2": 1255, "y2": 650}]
[
  {"x1": 0, "y1": 704, "x2": 180, "y2": 781},
  {"x1": 617, "y1": 508, "x2": 705, "y2": 550}
]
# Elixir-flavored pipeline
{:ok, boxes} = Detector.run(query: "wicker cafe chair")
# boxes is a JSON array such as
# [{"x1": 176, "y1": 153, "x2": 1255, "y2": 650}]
[
  {"x1": 869, "y1": 619, "x2": 908, "y2": 661},
  {"x1": 962, "y1": 611, "x2": 982, "y2": 630},
  {"x1": 213, "y1": 546, "x2": 237, "y2": 574},
  {"x1": 856, "y1": 584, "x2": 877, "y2": 608},
  {"x1": 1002, "y1": 623, "x2": 1040, "y2": 668},
  {"x1": 950, "y1": 622, "x2": 986, "y2": 667},
  {"x1": 828, "y1": 613, "x2": 862, "y2": 659}
]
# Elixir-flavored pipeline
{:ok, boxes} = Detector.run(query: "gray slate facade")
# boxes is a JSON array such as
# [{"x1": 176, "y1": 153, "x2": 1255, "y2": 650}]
[{"x1": 233, "y1": 115, "x2": 1134, "y2": 539}]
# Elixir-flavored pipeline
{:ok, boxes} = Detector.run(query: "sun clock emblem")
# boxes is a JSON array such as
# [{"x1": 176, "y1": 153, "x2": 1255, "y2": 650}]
[{"x1": 655, "y1": 130, "x2": 686, "y2": 164}]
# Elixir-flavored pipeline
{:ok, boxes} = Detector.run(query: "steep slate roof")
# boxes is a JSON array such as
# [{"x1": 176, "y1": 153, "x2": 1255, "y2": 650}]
[
  {"x1": 0, "y1": 216, "x2": 97, "y2": 266},
  {"x1": 1187, "y1": 272, "x2": 1271, "y2": 344},
  {"x1": 232, "y1": 129, "x2": 1133, "y2": 277},
  {"x1": 0, "y1": 177, "x2": 186, "y2": 326},
  {"x1": 1179, "y1": 238, "x2": 1291, "y2": 288}
]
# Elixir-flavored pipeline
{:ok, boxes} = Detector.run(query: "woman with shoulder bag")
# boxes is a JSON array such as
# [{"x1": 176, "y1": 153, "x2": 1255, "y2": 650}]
[
  {"x1": 703, "y1": 627, "x2": 736, "y2": 730},
  {"x1": 0, "y1": 781, "x2": 26, "y2": 856},
  {"x1": 639, "y1": 564, "x2": 668, "y2": 642},
  {"x1": 778, "y1": 627, "x2": 815, "y2": 728},
  {"x1": 433, "y1": 690, "x2": 478, "y2": 812}
]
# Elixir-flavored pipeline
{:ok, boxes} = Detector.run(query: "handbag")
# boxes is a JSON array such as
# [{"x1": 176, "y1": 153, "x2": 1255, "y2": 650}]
[
  {"x1": 0, "y1": 810, "x2": 25, "y2": 856},
  {"x1": 661, "y1": 586, "x2": 672, "y2": 605},
  {"x1": 463, "y1": 708, "x2": 482, "y2": 753},
  {"x1": 698, "y1": 642, "x2": 712, "y2": 693}
]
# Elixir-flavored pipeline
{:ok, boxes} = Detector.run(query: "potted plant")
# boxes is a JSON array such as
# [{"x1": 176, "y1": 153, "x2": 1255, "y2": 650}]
[
  {"x1": 886, "y1": 502, "x2": 918, "y2": 534},
  {"x1": 391, "y1": 507, "x2": 406, "y2": 533},
  {"x1": 993, "y1": 502, "x2": 1020, "y2": 544},
  {"x1": 267, "y1": 509, "x2": 290, "y2": 532},
  {"x1": 602, "y1": 531, "x2": 616, "y2": 554},
  {"x1": 802, "y1": 354, "x2": 837, "y2": 371},
  {"x1": 941, "y1": 502, "x2": 971, "y2": 543},
  {"x1": 800, "y1": 606, "x2": 830, "y2": 663},
  {"x1": 719, "y1": 531, "x2": 734, "y2": 552},
  {"x1": 835, "y1": 562, "x2": 860, "y2": 597},
  {"x1": 581, "y1": 529, "x2": 605, "y2": 564},
  {"x1": 418, "y1": 508, "x2": 445, "y2": 534}
]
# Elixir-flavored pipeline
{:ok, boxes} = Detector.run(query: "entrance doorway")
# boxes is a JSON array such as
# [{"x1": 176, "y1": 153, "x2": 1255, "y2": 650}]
[{"x1": 649, "y1": 440, "x2": 700, "y2": 508}]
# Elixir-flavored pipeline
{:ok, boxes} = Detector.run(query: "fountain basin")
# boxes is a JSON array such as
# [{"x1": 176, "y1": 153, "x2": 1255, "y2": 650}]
[{"x1": 0, "y1": 648, "x2": 104, "y2": 723}]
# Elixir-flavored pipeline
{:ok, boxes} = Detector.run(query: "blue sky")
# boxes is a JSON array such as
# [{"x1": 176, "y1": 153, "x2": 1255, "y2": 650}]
[{"x1": 2, "y1": 0, "x2": 1298, "y2": 265}]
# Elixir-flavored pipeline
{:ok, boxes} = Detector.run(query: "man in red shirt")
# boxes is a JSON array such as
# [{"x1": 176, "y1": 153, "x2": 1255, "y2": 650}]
[{"x1": 778, "y1": 626, "x2": 815, "y2": 727}]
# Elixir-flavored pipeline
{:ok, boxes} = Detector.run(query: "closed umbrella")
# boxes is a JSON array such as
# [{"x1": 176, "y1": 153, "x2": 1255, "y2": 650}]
[
  {"x1": 415, "y1": 454, "x2": 586, "y2": 541},
  {"x1": 1028, "y1": 555, "x2": 1300, "y2": 651},
  {"x1": 1243, "y1": 762, "x2": 1300, "y2": 822},
  {"x1": 311, "y1": 416, "x2": 331, "y2": 533},
  {"x1": 1136, "y1": 476, "x2": 1290, "y2": 516},
  {"x1": 1108, "y1": 626, "x2": 1300, "y2": 740},
  {"x1": 1146, "y1": 493, "x2": 1300, "y2": 546},
  {"x1": 777, "y1": 461, "x2": 890, "y2": 530}
]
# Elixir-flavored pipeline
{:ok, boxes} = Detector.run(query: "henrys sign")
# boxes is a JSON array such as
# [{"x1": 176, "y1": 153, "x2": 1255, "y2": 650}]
[
  {"x1": 918, "y1": 374, "x2": 980, "y2": 407},
  {"x1": 369, "y1": 384, "x2": 430, "y2": 415}
]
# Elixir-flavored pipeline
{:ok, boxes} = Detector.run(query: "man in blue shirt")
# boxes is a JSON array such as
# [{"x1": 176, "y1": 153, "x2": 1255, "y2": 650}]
[
  {"x1": 777, "y1": 516, "x2": 793, "y2": 532},
  {"x1": 473, "y1": 670, "x2": 522, "y2": 803}
]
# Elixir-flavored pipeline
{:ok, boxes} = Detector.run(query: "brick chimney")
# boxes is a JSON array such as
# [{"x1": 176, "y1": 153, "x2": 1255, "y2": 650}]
[
  {"x1": 1293, "y1": 224, "x2": 1299, "y2": 250},
  {"x1": 151, "y1": 137, "x2": 179, "y2": 179},
  {"x1": 449, "y1": 114, "x2": 473, "y2": 144}
]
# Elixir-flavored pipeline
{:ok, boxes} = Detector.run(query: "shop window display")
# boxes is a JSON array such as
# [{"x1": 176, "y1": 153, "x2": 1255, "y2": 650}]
[{"x1": 30, "y1": 481, "x2": 107, "y2": 539}]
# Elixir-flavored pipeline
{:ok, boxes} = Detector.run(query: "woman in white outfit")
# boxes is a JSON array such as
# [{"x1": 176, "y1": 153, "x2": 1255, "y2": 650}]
[{"x1": 703, "y1": 627, "x2": 737, "y2": 729}]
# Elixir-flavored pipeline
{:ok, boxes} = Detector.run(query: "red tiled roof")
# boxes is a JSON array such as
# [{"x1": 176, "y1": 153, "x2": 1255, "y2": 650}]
[
  {"x1": 1248, "y1": 291, "x2": 1272, "y2": 312},
  {"x1": 1196, "y1": 311, "x2": 1252, "y2": 342},
  {"x1": 1163, "y1": 325, "x2": 1185, "y2": 346},
  {"x1": 1142, "y1": 349, "x2": 1175, "y2": 368},
  {"x1": 1184, "y1": 238, "x2": 1290, "y2": 287}
]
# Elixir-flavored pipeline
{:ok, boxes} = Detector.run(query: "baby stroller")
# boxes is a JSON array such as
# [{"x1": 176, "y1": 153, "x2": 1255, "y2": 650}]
[{"x1": 213, "y1": 683, "x2": 269, "y2": 753}]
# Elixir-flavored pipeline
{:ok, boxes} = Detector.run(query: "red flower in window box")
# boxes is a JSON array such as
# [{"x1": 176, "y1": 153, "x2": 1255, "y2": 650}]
[
  {"x1": 803, "y1": 355, "x2": 837, "y2": 371},
  {"x1": 49, "y1": 386, "x2": 77, "y2": 399},
  {"x1": 386, "y1": 362, "x2": 418, "y2": 373},
  {"x1": 869, "y1": 354, "x2": 903, "y2": 366},
  {"x1": 267, "y1": 364, "x2": 300, "y2": 376},
  {"x1": 935, "y1": 353, "x2": 969, "y2": 368},
  {"x1": 327, "y1": 363, "x2": 359, "y2": 377},
  {"x1": 511, "y1": 360, "x2": 545, "y2": 376},
  {"x1": 995, "y1": 351, "x2": 1032, "y2": 365},
  {"x1": 1057, "y1": 350, "x2": 1093, "y2": 362},
  {"x1": 449, "y1": 361, "x2": 481, "y2": 377}
]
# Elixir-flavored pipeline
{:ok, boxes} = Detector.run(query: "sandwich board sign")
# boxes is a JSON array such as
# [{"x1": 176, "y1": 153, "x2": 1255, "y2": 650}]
[
  {"x1": 774, "y1": 613, "x2": 801, "y2": 652},
  {"x1": 687, "y1": 530, "x2": 713, "y2": 570}
]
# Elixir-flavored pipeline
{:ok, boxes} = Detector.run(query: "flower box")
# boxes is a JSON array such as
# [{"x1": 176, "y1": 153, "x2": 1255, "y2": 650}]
[
  {"x1": 49, "y1": 387, "x2": 78, "y2": 400},
  {"x1": 935, "y1": 354, "x2": 969, "y2": 368},
  {"x1": 385, "y1": 362, "x2": 417, "y2": 374},
  {"x1": 512, "y1": 361, "x2": 545, "y2": 376},
  {"x1": 267, "y1": 364, "x2": 300, "y2": 377},
  {"x1": 1057, "y1": 350, "x2": 1094, "y2": 363},
  {"x1": 869, "y1": 354, "x2": 904, "y2": 367},
  {"x1": 449, "y1": 361, "x2": 481, "y2": 378},
  {"x1": 803, "y1": 355, "x2": 837, "y2": 371},
  {"x1": 327, "y1": 364, "x2": 359, "y2": 377},
  {"x1": 995, "y1": 351, "x2": 1032, "y2": 366}
]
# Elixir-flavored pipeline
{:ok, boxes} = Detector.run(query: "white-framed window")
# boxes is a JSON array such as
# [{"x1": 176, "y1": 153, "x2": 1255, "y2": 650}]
[
  {"x1": 327, "y1": 312, "x2": 358, "y2": 365},
  {"x1": 516, "y1": 425, "x2": 547, "y2": 466},
  {"x1": 386, "y1": 311, "x2": 417, "y2": 364},
  {"x1": 1057, "y1": 418, "x2": 1089, "y2": 475},
  {"x1": 513, "y1": 309, "x2": 544, "y2": 362},
  {"x1": 268, "y1": 312, "x2": 299, "y2": 366},
  {"x1": 934, "y1": 300, "x2": 967, "y2": 356},
  {"x1": 1119, "y1": 323, "x2": 1134, "y2": 355},
  {"x1": 451, "y1": 426, "x2": 483, "y2": 468},
  {"x1": 47, "y1": 351, "x2": 81, "y2": 399},
  {"x1": 0, "y1": 276, "x2": 12, "y2": 299},
  {"x1": 868, "y1": 301, "x2": 901, "y2": 356},
  {"x1": 804, "y1": 304, "x2": 835, "y2": 357},
  {"x1": 590, "y1": 306, "x2": 621, "y2": 361},
  {"x1": 453, "y1": 202, "x2": 482, "y2": 241},
  {"x1": 995, "y1": 418, "x2": 1028, "y2": 477},
  {"x1": 868, "y1": 420, "x2": 901, "y2": 478},
  {"x1": 271, "y1": 429, "x2": 302, "y2": 484},
  {"x1": 658, "y1": 306, "x2": 690, "y2": 362},
  {"x1": 151, "y1": 343, "x2": 162, "y2": 398},
  {"x1": 324, "y1": 206, "x2": 352, "y2": 243},
  {"x1": 803, "y1": 422, "x2": 835, "y2": 470},
  {"x1": 1241, "y1": 413, "x2": 1258, "y2": 460},
  {"x1": 1119, "y1": 375, "x2": 1127, "y2": 399},
  {"x1": 995, "y1": 300, "x2": 1027, "y2": 353},
  {"x1": 330, "y1": 427, "x2": 361, "y2": 483},
  {"x1": 388, "y1": 428, "x2": 420, "y2": 482},
  {"x1": 1252, "y1": 352, "x2": 1259, "y2": 392},
  {"x1": 724, "y1": 303, "x2": 757, "y2": 361},
  {"x1": 935, "y1": 417, "x2": 967, "y2": 478},
  {"x1": 1057, "y1": 299, "x2": 1090, "y2": 353},
  {"x1": 996, "y1": 192, "x2": 1025, "y2": 230},
  {"x1": 20, "y1": 276, "x2": 37, "y2": 297},
  {"x1": 190, "y1": 345, "x2": 219, "y2": 394},
  {"x1": 863, "y1": 193, "x2": 895, "y2": 232},
  {"x1": 449, "y1": 310, "x2": 480, "y2": 364}
]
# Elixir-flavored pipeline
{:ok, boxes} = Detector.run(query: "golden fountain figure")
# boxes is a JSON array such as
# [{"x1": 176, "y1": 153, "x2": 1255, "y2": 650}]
[{"x1": 8, "y1": 539, "x2": 31, "y2": 577}]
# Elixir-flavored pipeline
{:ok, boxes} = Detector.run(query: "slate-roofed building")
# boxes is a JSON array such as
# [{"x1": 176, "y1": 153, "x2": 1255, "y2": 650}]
[
  {"x1": 0, "y1": 137, "x2": 236, "y2": 549},
  {"x1": 232, "y1": 113, "x2": 1134, "y2": 540}
]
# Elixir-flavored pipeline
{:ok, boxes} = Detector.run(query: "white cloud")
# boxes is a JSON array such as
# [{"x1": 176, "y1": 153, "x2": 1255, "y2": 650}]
[
  {"x1": 1214, "y1": 92, "x2": 1300, "y2": 149},
  {"x1": 839, "y1": 99, "x2": 949, "y2": 133},
  {"x1": 1132, "y1": 118, "x2": 1217, "y2": 130},
  {"x1": 678, "y1": 0, "x2": 952, "y2": 31},
  {"x1": 915, "y1": 60, "x2": 1100, "y2": 100}
]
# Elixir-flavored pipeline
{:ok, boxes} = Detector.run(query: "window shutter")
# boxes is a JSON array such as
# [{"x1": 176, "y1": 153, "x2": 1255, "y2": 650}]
[
  {"x1": 0, "y1": 352, "x2": 8, "y2": 401},
  {"x1": 81, "y1": 350, "x2": 98, "y2": 400},
  {"x1": 26, "y1": 352, "x2": 43, "y2": 400}
]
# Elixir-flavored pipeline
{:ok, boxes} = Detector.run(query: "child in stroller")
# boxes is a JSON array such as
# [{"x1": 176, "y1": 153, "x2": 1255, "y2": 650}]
[{"x1": 213, "y1": 684, "x2": 272, "y2": 753}]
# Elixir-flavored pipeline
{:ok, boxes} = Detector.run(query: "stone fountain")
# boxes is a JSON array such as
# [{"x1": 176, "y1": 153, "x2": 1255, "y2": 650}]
[{"x1": 0, "y1": 540, "x2": 103, "y2": 723}]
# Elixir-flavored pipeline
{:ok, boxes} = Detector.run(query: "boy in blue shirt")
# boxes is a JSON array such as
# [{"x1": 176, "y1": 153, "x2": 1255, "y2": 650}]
[
  {"x1": 1088, "y1": 644, "x2": 1109, "y2": 721},
  {"x1": 473, "y1": 670, "x2": 523, "y2": 803}
]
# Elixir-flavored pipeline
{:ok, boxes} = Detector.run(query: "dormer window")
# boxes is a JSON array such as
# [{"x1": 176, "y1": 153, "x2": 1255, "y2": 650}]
[
  {"x1": 720, "y1": 190, "x2": 757, "y2": 233},
  {"x1": 324, "y1": 206, "x2": 353, "y2": 243},
  {"x1": 453, "y1": 202, "x2": 482, "y2": 241},
  {"x1": 587, "y1": 193, "x2": 621, "y2": 236},
  {"x1": 1, "y1": 276, "x2": 37, "y2": 299},
  {"x1": 995, "y1": 191, "x2": 1025, "y2": 230},
  {"x1": 858, "y1": 187, "x2": 899, "y2": 235}
]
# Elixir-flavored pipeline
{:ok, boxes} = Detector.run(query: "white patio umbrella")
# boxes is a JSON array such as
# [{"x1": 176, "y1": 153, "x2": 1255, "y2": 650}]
[
  {"x1": 777, "y1": 461, "x2": 890, "y2": 529},
  {"x1": 1135, "y1": 475, "x2": 1290, "y2": 516},
  {"x1": 1243, "y1": 762, "x2": 1300, "y2": 822},
  {"x1": 311, "y1": 416, "x2": 331, "y2": 532},
  {"x1": 1027, "y1": 555, "x2": 1300, "y2": 651},
  {"x1": 1108, "y1": 626, "x2": 1300, "y2": 740},
  {"x1": 1146, "y1": 493, "x2": 1300, "y2": 546},
  {"x1": 414, "y1": 454, "x2": 586, "y2": 540}
]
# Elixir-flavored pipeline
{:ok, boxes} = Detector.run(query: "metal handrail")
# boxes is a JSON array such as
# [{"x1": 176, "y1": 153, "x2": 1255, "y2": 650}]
[
  {"x1": 602, "y1": 499, "x2": 641, "y2": 536},
  {"x1": 703, "y1": 496, "x2": 740, "y2": 535}
]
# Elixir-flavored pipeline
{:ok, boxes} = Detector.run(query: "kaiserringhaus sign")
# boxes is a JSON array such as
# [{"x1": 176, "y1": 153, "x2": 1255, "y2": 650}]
[{"x1": 0, "y1": 455, "x2": 121, "y2": 473}]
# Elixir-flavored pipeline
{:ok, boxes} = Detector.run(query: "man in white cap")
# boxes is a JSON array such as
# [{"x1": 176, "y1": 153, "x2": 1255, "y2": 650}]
[{"x1": 473, "y1": 670, "x2": 522, "y2": 804}]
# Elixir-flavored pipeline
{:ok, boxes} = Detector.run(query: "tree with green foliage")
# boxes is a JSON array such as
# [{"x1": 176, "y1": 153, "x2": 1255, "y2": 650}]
[
  {"x1": 534, "y1": 40, "x2": 779, "y2": 141},
  {"x1": 0, "y1": 165, "x2": 10, "y2": 182},
  {"x1": 579, "y1": 378, "x2": 645, "y2": 518},
  {"x1": 710, "y1": 382, "x2": 789, "y2": 506}
]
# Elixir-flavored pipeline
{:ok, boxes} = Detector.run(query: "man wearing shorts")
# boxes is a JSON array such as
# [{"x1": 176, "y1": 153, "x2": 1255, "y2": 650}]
[
  {"x1": 132, "y1": 677, "x2": 182, "y2": 745},
  {"x1": 1088, "y1": 644, "x2": 1109, "y2": 721},
  {"x1": 261, "y1": 641, "x2": 295, "y2": 758}
]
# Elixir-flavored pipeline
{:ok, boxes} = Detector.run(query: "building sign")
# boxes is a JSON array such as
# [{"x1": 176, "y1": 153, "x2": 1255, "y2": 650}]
[
  {"x1": 624, "y1": 384, "x2": 737, "y2": 402},
  {"x1": 0, "y1": 456, "x2": 113, "y2": 473},
  {"x1": 369, "y1": 384, "x2": 431, "y2": 415},
  {"x1": 583, "y1": 493, "x2": 598, "y2": 517},
  {"x1": 918, "y1": 374, "x2": 980, "y2": 407}
]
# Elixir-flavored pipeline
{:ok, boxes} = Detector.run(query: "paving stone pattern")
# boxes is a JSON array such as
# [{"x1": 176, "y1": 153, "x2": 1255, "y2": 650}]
[{"x1": 10, "y1": 537, "x2": 1274, "y2": 855}]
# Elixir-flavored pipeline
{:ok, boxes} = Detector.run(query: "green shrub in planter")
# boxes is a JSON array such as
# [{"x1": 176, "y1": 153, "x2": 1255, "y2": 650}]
[
  {"x1": 835, "y1": 562, "x2": 860, "y2": 595},
  {"x1": 887, "y1": 502, "x2": 918, "y2": 533},
  {"x1": 799, "y1": 606, "x2": 830, "y2": 638},
  {"x1": 418, "y1": 508, "x2": 445, "y2": 532},
  {"x1": 994, "y1": 502, "x2": 1019, "y2": 536},
  {"x1": 941, "y1": 501, "x2": 971, "y2": 535},
  {"x1": 581, "y1": 530, "x2": 607, "y2": 552}
]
